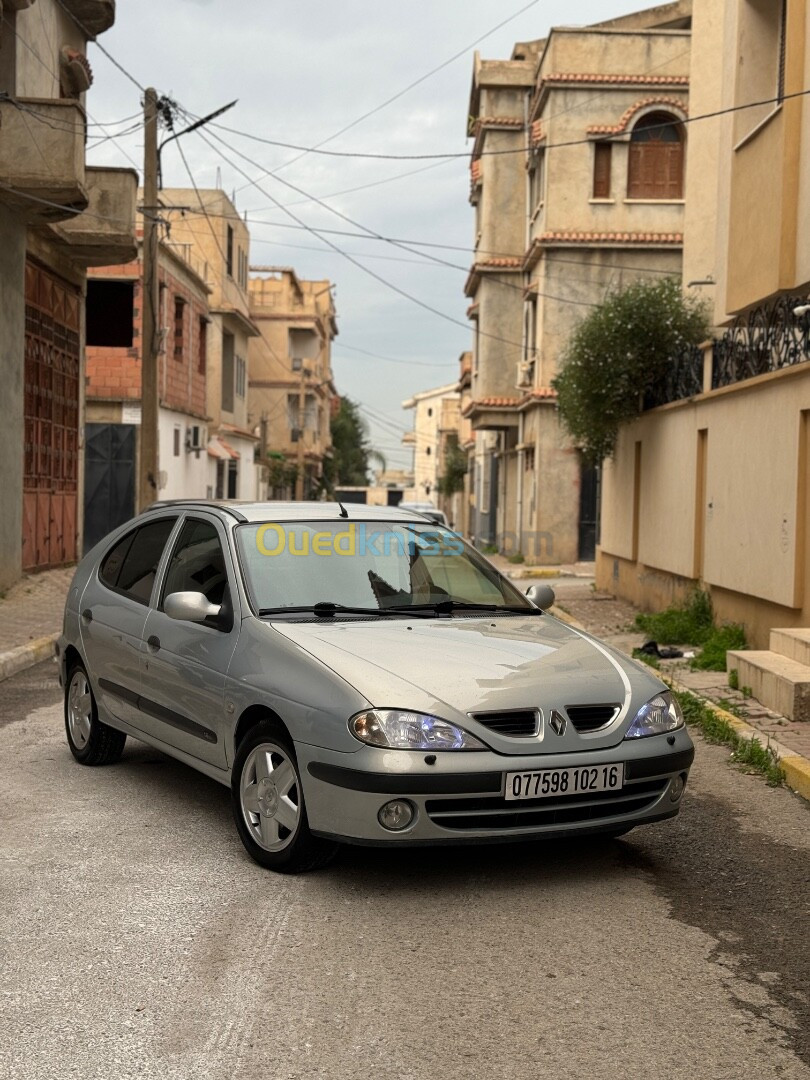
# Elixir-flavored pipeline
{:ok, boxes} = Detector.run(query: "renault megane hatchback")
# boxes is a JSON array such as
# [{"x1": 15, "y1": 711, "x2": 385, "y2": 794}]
[{"x1": 58, "y1": 501, "x2": 694, "y2": 873}]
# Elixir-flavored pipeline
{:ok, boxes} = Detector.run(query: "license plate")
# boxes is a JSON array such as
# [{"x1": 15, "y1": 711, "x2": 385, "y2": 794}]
[{"x1": 505, "y1": 763, "x2": 623, "y2": 801}]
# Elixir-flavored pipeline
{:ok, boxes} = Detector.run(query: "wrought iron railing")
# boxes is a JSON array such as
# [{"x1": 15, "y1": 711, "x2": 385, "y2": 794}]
[
  {"x1": 712, "y1": 295, "x2": 810, "y2": 389},
  {"x1": 643, "y1": 343, "x2": 704, "y2": 410}
]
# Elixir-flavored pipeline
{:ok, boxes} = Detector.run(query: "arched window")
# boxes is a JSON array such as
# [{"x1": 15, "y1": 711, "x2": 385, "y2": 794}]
[{"x1": 627, "y1": 112, "x2": 684, "y2": 199}]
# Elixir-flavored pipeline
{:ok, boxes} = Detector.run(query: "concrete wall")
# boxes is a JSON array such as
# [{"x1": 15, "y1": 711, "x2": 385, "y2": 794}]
[
  {"x1": 158, "y1": 409, "x2": 210, "y2": 500},
  {"x1": 598, "y1": 365, "x2": 810, "y2": 646},
  {"x1": 0, "y1": 204, "x2": 26, "y2": 591}
]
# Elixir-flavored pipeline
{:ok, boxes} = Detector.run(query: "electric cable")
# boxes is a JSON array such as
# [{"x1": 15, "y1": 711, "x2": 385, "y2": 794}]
[{"x1": 233, "y1": 0, "x2": 542, "y2": 191}]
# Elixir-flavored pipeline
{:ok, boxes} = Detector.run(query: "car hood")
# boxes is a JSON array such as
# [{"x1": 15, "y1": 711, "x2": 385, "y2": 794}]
[{"x1": 270, "y1": 614, "x2": 662, "y2": 751}]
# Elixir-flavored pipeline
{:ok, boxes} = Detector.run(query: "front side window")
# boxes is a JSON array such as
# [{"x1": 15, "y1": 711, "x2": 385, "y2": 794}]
[
  {"x1": 162, "y1": 518, "x2": 229, "y2": 606},
  {"x1": 100, "y1": 518, "x2": 178, "y2": 604},
  {"x1": 627, "y1": 112, "x2": 683, "y2": 199},
  {"x1": 236, "y1": 521, "x2": 531, "y2": 613}
]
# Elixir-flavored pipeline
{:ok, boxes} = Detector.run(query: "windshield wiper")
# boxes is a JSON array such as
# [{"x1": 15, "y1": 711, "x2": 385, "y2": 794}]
[
  {"x1": 385, "y1": 600, "x2": 543, "y2": 615},
  {"x1": 258, "y1": 602, "x2": 433, "y2": 618}
]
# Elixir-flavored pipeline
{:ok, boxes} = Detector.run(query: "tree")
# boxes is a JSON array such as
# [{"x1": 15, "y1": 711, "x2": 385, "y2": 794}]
[
  {"x1": 437, "y1": 435, "x2": 467, "y2": 496},
  {"x1": 325, "y1": 397, "x2": 384, "y2": 486},
  {"x1": 552, "y1": 278, "x2": 710, "y2": 463}
]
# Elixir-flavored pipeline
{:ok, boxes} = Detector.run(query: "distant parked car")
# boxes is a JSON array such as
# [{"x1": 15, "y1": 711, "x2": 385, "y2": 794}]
[
  {"x1": 58, "y1": 501, "x2": 694, "y2": 873},
  {"x1": 397, "y1": 501, "x2": 449, "y2": 527}
]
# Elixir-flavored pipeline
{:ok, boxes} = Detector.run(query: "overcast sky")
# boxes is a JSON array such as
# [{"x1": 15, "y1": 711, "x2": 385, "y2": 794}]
[{"x1": 87, "y1": 0, "x2": 649, "y2": 471}]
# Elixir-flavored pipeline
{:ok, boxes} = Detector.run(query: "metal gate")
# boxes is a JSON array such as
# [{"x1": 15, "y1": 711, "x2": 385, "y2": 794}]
[
  {"x1": 22, "y1": 260, "x2": 81, "y2": 571},
  {"x1": 578, "y1": 463, "x2": 599, "y2": 562},
  {"x1": 83, "y1": 424, "x2": 136, "y2": 554}
]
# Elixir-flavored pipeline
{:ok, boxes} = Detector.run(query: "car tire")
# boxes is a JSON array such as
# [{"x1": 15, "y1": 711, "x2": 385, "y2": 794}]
[
  {"x1": 65, "y1": 663, "x2": 127, "y2": 766},
  {"x1": 231, "y1": 721, "x2": 338, "y2": 874}
]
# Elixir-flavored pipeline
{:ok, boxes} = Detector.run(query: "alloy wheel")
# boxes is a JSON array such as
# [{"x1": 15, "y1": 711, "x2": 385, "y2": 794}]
[
  {"x1": 67, "y1": 670, "x2": 93, "y2": 750},
  {"x1": 239, "y1": 742, "x2": 301, "y2": 852}
]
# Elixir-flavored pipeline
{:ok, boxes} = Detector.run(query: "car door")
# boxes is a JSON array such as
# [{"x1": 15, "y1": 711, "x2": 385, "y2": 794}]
[
  {"x1": 138, "y1": 514, "x2": 239, "y2": 769},
  {"x1": 79, "y1": 516, "x2": 179, "y2": 728}
]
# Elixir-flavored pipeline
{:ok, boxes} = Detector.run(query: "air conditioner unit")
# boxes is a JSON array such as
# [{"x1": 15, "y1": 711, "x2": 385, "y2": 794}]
[
  {"x1": 186, "y1": 425, "x2": 205, "y2": 455},
  {"x1": 292, "y1": 357, "x2": 303, "y2": 372}
]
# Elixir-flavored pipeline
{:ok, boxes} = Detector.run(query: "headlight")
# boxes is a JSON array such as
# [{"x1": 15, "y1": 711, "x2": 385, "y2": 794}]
[
  {"x1": 624, "y1": 691, "x2": 684, "y2": 739},
  {"x1": 350, "y1": 709, "x2": 486, "y2": 750}
]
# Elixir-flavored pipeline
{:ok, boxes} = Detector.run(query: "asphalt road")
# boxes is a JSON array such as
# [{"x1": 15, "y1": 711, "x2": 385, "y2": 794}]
[{"x1": 1, "y1": 660, "x2": 808, "y2": 1080}]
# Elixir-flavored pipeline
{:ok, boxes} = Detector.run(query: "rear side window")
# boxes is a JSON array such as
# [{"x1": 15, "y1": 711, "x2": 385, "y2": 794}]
[{"x1": 99, "y1": 518, "x2": 177, "y2": 604}]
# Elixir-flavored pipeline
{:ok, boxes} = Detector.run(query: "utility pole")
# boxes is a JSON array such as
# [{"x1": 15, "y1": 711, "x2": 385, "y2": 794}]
[
  {"x1": 295, "y1": 364, "x2": 306, "y2": 501},
  {"x1": 139, "y1": 88, "x2": 160, "y2": 512}
]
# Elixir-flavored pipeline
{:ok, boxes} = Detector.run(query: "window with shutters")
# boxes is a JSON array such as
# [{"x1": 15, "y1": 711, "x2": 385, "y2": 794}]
[
  {"x1": 627, "y1": 112, "x2": 683, "y2": 200},
  {"x1": 592, "y1": 142, "x2": 612, "y2": 199}
]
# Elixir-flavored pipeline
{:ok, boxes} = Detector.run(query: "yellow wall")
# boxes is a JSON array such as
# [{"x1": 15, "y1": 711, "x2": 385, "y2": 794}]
[{"x1": 599, "y1": 365, "x2": 810, "y2": 644}]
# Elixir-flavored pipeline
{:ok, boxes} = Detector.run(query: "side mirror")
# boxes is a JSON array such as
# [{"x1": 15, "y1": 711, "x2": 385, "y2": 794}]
[
  {"x1": 526, "y1": 583, "x2": 555, "y2": 610},
  {"x1": 164, "y1": 591, "x2": 222, "y2": 624}
]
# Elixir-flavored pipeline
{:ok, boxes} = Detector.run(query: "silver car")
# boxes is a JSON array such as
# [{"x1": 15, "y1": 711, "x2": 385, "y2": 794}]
[{"x1": 58, "y1": 501, "x2": 694, "y2": 873}]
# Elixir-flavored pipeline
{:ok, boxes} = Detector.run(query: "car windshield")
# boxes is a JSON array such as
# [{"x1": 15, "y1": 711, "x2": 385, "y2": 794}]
[{"x1": 235, "y1": 520, "x2": 533, "y2": 613}]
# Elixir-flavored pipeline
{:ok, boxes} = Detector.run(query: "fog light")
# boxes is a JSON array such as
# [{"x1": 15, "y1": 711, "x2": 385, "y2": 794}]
[
  {"x1": 669, "y1": 773, "x2": 686, "y2": 802},
  {"x1": 378, "y1": 799, "x2": 415, "y2": 831}
]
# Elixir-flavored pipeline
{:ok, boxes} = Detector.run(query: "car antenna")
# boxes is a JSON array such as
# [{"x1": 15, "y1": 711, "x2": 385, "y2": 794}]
[{"x1": 337, "y1": 499, "x2": 349, "y2": 519}]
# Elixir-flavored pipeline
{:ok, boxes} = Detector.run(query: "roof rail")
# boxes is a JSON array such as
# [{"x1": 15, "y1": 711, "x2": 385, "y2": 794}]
[{"x1": 142, "y1": 500, "x2": 248, "y2": 523}]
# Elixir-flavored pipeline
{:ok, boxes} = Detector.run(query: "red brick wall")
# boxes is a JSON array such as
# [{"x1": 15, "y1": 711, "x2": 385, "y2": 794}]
[{"x1": 86, "y1": 257, "x2": 208, "y2": 417}]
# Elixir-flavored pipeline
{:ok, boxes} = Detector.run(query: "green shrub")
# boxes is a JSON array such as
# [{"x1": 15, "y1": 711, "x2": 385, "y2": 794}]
[
  {"x1": 635, "y1": 589, "x2": 714, "y2": 644},
  {"x1": 508, "y1": 553, "x2": 525, "y2": 564},
  {"x1": 672, "y1": 688, "x2": 783, "y2": 786},
  {"x1": 691, "y1": 624, "x2": 747, "y2": 671},
  {"x1": 552, "y1": 277, "x2": 710, "y2": 463}
]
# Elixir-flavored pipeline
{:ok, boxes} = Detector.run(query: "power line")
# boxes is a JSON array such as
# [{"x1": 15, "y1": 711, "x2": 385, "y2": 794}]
[
  {"x1": 53, "y1": 0, "x2": 145, "y2": 93},
  {"x1": 189, "y1": 121, "x2": 525, "y2": 354},
  {"x1": 233, "y1": 0, "x2": 542, "y2": 192},
  {"x1": 2, "y1": 12, "x2": 141, "y2": 172},
  {"x1": 334, "y1": 341, "x2": 458, "y2": 369},
  {"x1": 212, "y1": 86, "x2": 810, "y2": 162}
]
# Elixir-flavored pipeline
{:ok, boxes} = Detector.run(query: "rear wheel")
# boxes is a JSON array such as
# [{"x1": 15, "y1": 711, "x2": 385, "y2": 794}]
[
  {"x1": 65, "y1": 664, "x2": 127, "y2": 766},
  {"x1": 231, "y1": 721, "x2": 338, "y2": 873}
]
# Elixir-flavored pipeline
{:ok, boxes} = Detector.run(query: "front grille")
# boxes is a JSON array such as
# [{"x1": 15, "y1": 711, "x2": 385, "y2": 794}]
[
  {"x1": 425, "y1": 779, "x2": 666, "y2": 831},
  {"x1": 566, "y1": 704, "x2": 620, "y2": 732},
  {"x1": 471, "y1": 709, "x2": 538, "y2": 737}
]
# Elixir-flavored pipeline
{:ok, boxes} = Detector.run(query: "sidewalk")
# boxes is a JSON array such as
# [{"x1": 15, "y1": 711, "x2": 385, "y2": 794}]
[{"x1": 0, "y1": 566, "x2": 74, "y2": 680}]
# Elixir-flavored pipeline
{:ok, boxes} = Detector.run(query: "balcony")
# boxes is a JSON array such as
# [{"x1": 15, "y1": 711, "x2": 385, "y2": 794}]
[
  {"x1": 0, "y1": 98, "x2": 87, "y2": 221},
  {"x1": 52, "y1": 166, "x2": 137, "y2": 266},
  {"x1": 58, "y1": 0, "x2": 116, "y2": 38}
]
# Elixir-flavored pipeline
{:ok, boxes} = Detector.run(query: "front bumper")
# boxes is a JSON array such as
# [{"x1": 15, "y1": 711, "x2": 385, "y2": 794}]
[{"x1": 296, "y1": 728, "x2": 695, "y2": 846}]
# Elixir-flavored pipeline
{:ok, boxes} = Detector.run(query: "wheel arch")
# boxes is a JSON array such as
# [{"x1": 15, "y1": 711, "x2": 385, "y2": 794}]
[
  {"x1": 233, "y1": 704, "x2": 291, "y2": 753},
  {"x1": 63, "y1": 644, "x2": 85, "y2": 677}
]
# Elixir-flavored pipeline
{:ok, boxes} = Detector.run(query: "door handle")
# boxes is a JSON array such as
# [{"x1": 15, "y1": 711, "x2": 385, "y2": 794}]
[
  {"x1": 147, "y1": 635, "x2": 161, "y2": 651},
  {"x1": 81, "y1": 608, "x2": 93, "y2": 623}
]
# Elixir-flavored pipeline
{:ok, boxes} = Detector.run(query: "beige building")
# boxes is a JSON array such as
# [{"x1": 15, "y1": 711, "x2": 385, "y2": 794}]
[
  {"x1": 401, "y1": 382, "x2": 460, "y2": 505},
  {"x1": 0, "y1": 0, "x2": 137, "y2": 586},
  {"x1": 248, "y1": 268, "x2": 337, "y2": 500},
  {"x1": 465, "y1": 1, "x2": 691, "y2": 562},
  {"x1": 159, "y1": 189, "x2": 261, "y2": 499},
  {"x1": 597, "y1": 0, "x2": 810, "y2": 664}
]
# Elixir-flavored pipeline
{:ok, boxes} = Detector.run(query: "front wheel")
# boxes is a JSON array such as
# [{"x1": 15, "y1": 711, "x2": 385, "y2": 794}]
[
  {"x1": 65, "y1": 663, "x2": 127, "y2": 765},
  {"x1": 231, "y1": 722, "x2": 338, "y2": 873}
]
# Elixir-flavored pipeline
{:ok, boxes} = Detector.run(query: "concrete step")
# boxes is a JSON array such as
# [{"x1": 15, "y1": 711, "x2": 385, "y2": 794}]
[
  {"x1": 770, "y1": 627, "x2": 810, "y2": 666},
  {"x1": 727, "y1": 649, "x2": 810, "y2": 722}
]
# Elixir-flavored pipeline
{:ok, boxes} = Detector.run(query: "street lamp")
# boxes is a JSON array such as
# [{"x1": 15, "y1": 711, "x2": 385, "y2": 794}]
[{"x1": 157, "y1": 100, "x2": 238, "y2": 190}]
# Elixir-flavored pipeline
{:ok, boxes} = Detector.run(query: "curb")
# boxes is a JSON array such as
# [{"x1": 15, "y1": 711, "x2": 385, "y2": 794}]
[
  {"x1": 0, "y1": 634, "x2": 59, "y2": 684},
  {"x1": 663, "y1": 675, "x2": 810, "y2": 803},
  {"x1": 551, "y1": 605, "x2": 810, "y2": 803}
]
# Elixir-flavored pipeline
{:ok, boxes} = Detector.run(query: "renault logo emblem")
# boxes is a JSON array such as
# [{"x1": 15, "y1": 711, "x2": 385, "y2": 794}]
[{"x1": 549, "y1": 710, "x2": 567, "y2": 736}]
